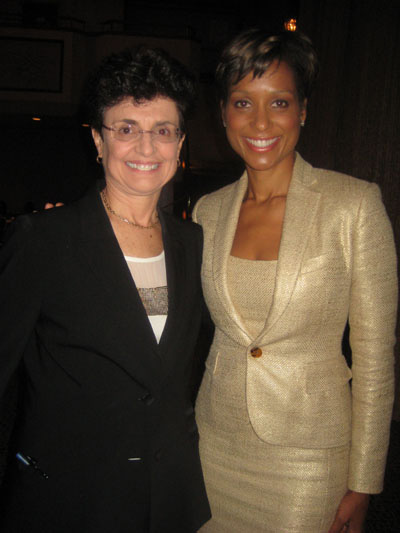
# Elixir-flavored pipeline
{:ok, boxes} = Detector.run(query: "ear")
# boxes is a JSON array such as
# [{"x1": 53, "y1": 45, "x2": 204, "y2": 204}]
[
  {"x1": 220, "y1": 101, "x2": 227, "y2": 127},
  {"x1": 92, "y1": 128, "x2": 103, "y2": 157},
  {"x1": 177, "y1": 133, "x2": 185, "y2": 156},
  {"x1": 300, "y1": 98, "x2": 308, "y2": 123}
]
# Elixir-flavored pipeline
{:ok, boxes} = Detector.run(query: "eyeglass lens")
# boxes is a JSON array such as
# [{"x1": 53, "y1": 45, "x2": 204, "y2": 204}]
[{"x1": 105, "y1": 122, "x2": 181, "y2": 143}]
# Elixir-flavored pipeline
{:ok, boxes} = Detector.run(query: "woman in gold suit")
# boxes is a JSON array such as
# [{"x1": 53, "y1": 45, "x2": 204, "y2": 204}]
[{"x1": 193, "y1": 29, "x2": 397, "y2": 533}]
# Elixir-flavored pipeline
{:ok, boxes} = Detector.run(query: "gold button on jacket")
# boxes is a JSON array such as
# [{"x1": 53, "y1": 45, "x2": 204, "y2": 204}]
[{"x1": 250, "y1": 347, "x2": 262, "y2": 358}]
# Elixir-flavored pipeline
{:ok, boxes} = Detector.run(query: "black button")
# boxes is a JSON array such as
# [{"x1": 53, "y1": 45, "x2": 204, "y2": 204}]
[{"x1": 138, "y1": 393, "x2": 155, "y2": 406}]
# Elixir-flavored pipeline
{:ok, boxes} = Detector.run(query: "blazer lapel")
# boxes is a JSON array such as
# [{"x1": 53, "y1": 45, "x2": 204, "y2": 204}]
[
  {"x1": 213, "y1": 174, "x2": 253, "y2": 344},
  {"x1": 258, "y1": 154, "x2": 321, "y2": 339},
  {"x1": 76, "y1": 183, "x2": 165, "y2": 390},
  {"x1": 157, "y1": 210, "x2": 182, "y2": 353},
  {"x1": 211, "y1": 154, "x2": 321, "y2": 345}
]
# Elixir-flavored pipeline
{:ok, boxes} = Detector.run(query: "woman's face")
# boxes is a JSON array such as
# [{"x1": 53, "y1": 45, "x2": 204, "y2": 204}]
[
  {"x1": 92, "y1": 97, "x2": 184, "y2": 198},
  {"x1": 222, "y1": 61, "x2": 306, "y2": 177}
]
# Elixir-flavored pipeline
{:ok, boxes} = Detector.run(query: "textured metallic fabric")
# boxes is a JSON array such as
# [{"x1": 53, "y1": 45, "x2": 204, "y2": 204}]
[
  {"x1": 137, "y1": 286, "x2": 168, "y2": 315},
  {"x1": 197, "y1": 382, "x2": 349, "y2": 533},
  {"x1": 192, "y1": 153, "x2": 398, "y2": 529},
  {"x1": 227, "y1": 256, "x2": 277, "y2": 337},
  {"x1": 198, "y1": 253, "x2": 348, "y2": 532}
]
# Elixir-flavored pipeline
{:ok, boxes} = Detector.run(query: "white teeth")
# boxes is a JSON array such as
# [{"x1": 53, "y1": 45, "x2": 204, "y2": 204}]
[
  {"x1": 126, "y1": 162, "x2": 159, "y2": 170},
  {"x1": 246, "y1": 137, "x2": 278, "y2": 147}
]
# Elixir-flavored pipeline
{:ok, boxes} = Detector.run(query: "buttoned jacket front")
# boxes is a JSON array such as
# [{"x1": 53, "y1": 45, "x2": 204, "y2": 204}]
[
  {"x1": 0, "y1": 181, "x2": 210, "y2": 533},
  {"x1": 192, "y1": 153, "x2": 397, "y2": 494}
]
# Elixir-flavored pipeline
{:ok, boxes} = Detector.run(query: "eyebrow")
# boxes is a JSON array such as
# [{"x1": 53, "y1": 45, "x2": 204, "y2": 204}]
[
  {"x1": 116, "y1": 119, "x2": 178, "y2": 126},
  {"x1": 229, "y1": 88, "x2": 296, "y2": 96}
]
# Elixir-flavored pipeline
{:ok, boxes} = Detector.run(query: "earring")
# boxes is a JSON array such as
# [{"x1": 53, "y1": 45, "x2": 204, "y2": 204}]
[
  {"x1": 96, "y1": 155, "x2": 103, "y2": 164},
  {"x1": 177, "y1": 158, "x2": 181, "y2": 167},
  {"x1": 222, "y1": 121, "x2": 227, "y2": 128},
  {"x1": 300, "y1": 121, "x2": 305, "y2": 127}
]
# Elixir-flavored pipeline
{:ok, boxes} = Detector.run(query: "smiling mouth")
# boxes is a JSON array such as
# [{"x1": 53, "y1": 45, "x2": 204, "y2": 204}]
[
  {"x1": 246, "y1": 137, "x2": 279, "y2": 148},
  {"x1": 126, "y1": 162, "x2": 159, "y2": 170}
]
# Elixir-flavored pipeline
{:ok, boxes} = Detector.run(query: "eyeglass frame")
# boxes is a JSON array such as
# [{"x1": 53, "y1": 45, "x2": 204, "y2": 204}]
[{"x1": 101, "y1": 121, "x2": 184, "y2": 144}]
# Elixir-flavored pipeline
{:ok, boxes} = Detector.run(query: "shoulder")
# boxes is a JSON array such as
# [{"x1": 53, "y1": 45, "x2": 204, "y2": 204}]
[
  {"x1": 0, "y1": 188, "x2": 94, "y2": 258},
  {"x1": 0, "y1": 212, "x2": 54, "y2": 273},
  {"x1": 314, "y1": 168, "x2": 377, "y2": 197},
  {"x1": 192, "y1": 179, "x2": 241, "y2": 224},
  {"x1": 161, "y1": 210, "x2": 202, "y2": 238},
  {"x1": 160, "y1": 212, "x2": 204, "y2": 272},
  {"x1": 296, "y1": 154, "x2": 382, "y2": 208},
  {"x1": 160, "y1": 210, "x2": 203, "y2": 255},
  {"x1": 2, "y1": 206, "x2": 70, "y2": 246}
]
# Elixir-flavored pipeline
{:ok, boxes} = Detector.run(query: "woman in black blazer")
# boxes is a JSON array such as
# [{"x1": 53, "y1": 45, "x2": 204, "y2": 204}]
[{"x1": 0, "y1": 47, "x2": 210, "y2": 533}]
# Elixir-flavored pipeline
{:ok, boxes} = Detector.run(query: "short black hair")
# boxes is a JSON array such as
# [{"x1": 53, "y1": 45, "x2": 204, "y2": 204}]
[
  {"x1": 85, "y1": 46, "x2": 196, "y2": 133},
  {"x1": 216, "y1": 29, "x2": 319, "y2": 105}
]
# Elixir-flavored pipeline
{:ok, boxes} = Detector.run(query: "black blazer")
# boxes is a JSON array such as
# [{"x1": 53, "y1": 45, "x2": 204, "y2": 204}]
[{"x1": 0, "y1": 182, "x2": 211, "y2": 532}]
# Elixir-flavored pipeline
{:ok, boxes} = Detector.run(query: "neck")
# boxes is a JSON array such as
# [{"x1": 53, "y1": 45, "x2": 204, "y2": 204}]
[
  {"x1": 104, "y1": 182, "x2": 160, "y2": 227},
  {"x1": 245, "y1": 152, "x2": 295, "y2": 203}
]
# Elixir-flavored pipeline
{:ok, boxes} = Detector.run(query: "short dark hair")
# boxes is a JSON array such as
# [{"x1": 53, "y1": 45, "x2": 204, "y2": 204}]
[
  {"x1": 85, "y1": 46, "x2": 196, "y2": 133},
  {"x1": 216, "y1": 29, "x2": 319, "y2": 105}
]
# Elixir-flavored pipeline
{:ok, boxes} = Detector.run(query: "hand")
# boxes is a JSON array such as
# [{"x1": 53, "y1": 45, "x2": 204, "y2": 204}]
[
  {"x1": 44, "y1": 202, "x2": 64, "y2": 209},
  {"x1": 328, "y1": 490, "x2": 370, "y2": 533}
]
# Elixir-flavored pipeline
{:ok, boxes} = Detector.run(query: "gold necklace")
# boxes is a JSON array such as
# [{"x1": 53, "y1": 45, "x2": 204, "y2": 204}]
[{"x1": 101, "y1": 190, "x2": 160, "y2": 230}]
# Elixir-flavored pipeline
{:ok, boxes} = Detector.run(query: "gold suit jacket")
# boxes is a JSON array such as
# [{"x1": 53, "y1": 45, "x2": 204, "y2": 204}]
[{"x1": 192, "y1": 153, "x2": 398, "y2": 494}]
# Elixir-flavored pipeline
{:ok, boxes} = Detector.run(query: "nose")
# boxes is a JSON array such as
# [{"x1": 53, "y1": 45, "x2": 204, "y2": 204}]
[
  {"x1": 134, "y1": 131, "x2": 156, "y2": 156},
  {"x1": 252, "y1": 105, "x2": 271, "y2": 131}
]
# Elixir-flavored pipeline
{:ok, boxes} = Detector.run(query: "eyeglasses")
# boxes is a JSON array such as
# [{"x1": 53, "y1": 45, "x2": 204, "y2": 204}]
[{"x1": 102, "y1": 121, "x2": 183, "y2": 144}]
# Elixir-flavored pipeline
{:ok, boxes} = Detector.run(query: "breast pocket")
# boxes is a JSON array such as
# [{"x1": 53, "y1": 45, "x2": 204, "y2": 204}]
[
  {"x1": 300, "y1": 253, "x2": 342, "y2": 275},
  {"x1": 290, "y1": 253, "x2": 348, "y2": 332}
]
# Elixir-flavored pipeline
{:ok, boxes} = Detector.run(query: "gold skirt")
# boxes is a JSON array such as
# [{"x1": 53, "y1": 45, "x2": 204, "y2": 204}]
[{"x1": 196, "y1": 365, "x2": 349, "y2": 533}]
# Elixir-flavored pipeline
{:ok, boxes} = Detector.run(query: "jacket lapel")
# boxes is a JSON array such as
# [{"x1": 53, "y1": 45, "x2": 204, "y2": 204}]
[
  {"x1": 157, "y1": 210, "x2": 182, "y2": 352},
  {"x1": 212, "y1": 154, "x2": 321, "y2": 345},
  {"x1": 213, "y1": 175, "x2": 253, "y2": 344},
  {"x1": 76, "y1": 182, "x2": 165, "y2": 391},
  {"x1": 258, "y1": 154, "x2": 321, "y2": 339}
]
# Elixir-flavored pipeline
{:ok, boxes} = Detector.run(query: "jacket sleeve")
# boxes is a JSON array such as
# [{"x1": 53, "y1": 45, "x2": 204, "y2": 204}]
[
  {"x1": 189, "y1": 211, "x2": 214, "y2": 402},
  {"x1": 191, "y1": 195, "x2": 207, "y2": 225},
  {"x1": 348, "y1": 182, "x2": 398, "y2": 493},
  {"x1": 0, "y1": 216, "x2": 43, "y2": 398}
]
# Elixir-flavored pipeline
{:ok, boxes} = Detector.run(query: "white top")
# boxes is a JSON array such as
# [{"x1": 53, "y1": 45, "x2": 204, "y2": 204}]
[{"x1": 124, "y1": 251, "x2": 168, "y2": 343}]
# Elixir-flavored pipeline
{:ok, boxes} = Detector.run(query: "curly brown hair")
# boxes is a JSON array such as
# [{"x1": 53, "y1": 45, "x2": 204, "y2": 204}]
[{"x1": 84, "y1": 46, "x2": 196, "y2": 134}]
